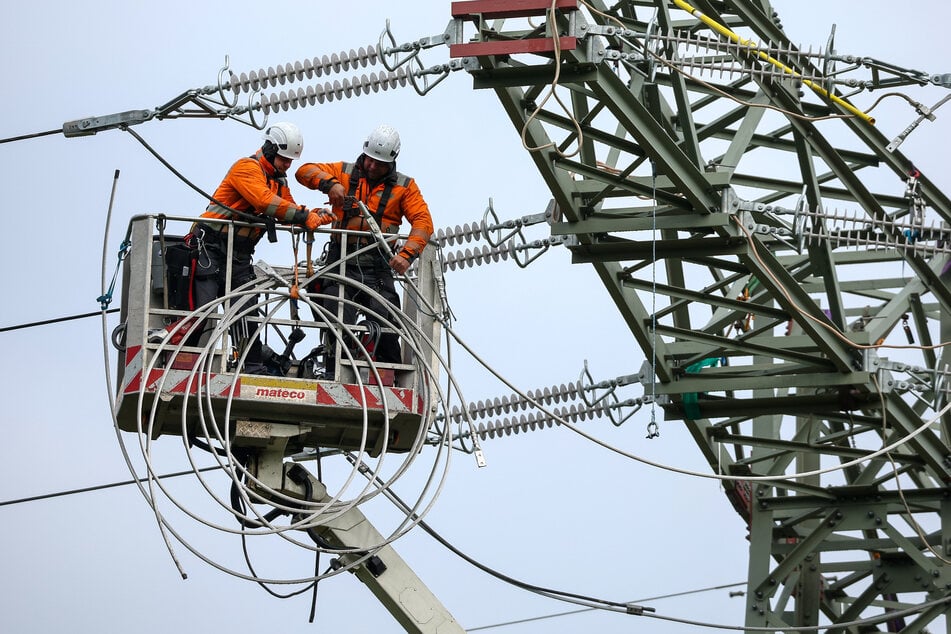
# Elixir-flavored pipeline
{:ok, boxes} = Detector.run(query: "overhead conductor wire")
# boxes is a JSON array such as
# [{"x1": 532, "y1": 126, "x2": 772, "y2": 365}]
[
  {"x1": 440, "y1": 301, "x2": 951, "y2": 483},
  {"x1": 871, "y1": 373, "x2": 951, "y2": 565},
  {"x1": 425, "y1": 203, "x2": 951, "y2": 483},
  {"x1": 401, "y1": 185, "x2": 951, "y2": 483},
  {"x1": 356, "y1": 454, "x2": 951, "y2": 633},
  {"x1": 97, "y1": 171, "x2": 189, "y2": 579}
]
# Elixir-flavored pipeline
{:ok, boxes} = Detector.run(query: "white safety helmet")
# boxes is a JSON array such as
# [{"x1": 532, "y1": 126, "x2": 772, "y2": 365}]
[
  {"x1": 263, "y1": 122, "x2": 303, "y2": 160},
  {"x1": 363, "y1": 124, "x2": 401, "y2": 163}
]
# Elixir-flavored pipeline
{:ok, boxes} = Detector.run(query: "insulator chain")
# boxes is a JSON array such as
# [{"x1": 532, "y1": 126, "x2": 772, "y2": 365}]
[
  {"x1": 797, "y1": 219, "x2": 951, "y2": 257},
  {"x1": 442, "y1": 244, "x2": 510, "y2": 271},
  {"x1": 463, "y1": 396, "x2": 653, "y2": 440},
  {"x1": 654, "y1": 34, "x2": 831, "y2": 85},
  {"x1": 440, "y1": 237, "x2": 574, "y2": 271},
  {"x1": 231, "y1": 20, "x2": 463, "y2": 114},
  {"x1": 260, "y1": 66, "x2": 416, "y2": 113},
  {"x1": 434, "y1": 203, "x2": 552, "y2": 249},
  {"x1": 439, "y1": 364, "x2": 648, "y2": 442},
  {"x1": 874, "y1": 360, "x2": 951, "y2": 397},
  {"x1": 435, "y1": 199, "x2": 560, "y2": 270},
  {"x1": 655, "y1": 33, "x2": 830, "y2": 63},
  {"x1": 668, "y1": 58, "x2": 823, "y2": 87},
  {"x1": 434, "y1": 222, "x2": 486, "y2": 247},
  {"x1": 590, "y1": 26, "x2": 950, "y2": 91},
  {"x1": 738, "y1": 199, "x2": 951, "y2": 256},
  {"x1": 229, "y1": 46, "x2": 380, "y2": 94},
  {"x1": 445, "y1": 381, "x2": 589, "y2": 423},
  {"x1": 471, "y1": 403, "x2": 605, "y2": 440},
  {"x1": 604, "y1": 40, "x2": 821, "y2": 87}
]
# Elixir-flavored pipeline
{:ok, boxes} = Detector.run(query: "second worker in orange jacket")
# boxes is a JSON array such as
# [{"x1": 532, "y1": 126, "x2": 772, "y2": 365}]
[{"x1": 295, "y1": 124, "x2": 434, "y2": 377}]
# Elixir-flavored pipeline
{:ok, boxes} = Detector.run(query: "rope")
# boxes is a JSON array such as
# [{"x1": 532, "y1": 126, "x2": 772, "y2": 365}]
[{"x1": 97, "y1": 239, "x2": 130, "y2": 310}]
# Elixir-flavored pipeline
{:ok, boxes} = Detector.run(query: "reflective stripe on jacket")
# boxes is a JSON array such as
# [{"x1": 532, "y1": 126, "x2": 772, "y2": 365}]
[
  {"x1": 200, "y1": 150, "x2": 302, "y2": 241},
  {"x1": 295, "y1": 159, "x2": 433, "y2": 260}
]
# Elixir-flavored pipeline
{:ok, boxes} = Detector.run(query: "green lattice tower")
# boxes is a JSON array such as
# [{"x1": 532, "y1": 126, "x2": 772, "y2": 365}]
[{"x1": 450, "y1": 1, "x2": 951, "y2": 630}]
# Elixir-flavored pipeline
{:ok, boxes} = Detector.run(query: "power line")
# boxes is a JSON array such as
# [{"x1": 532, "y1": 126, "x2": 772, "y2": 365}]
[
  {"x1": 468, "y1": 582, "x2": 746, "y2": 632},
  {"x1": 0, "y1": 308, "x2": 119, "y2": 333},
  {"x1": 0, "y1": 466, "x2": 222, "y2": 507},
  {"x1": 0, "y1": 128, "x2": 62, "y2": 144}
]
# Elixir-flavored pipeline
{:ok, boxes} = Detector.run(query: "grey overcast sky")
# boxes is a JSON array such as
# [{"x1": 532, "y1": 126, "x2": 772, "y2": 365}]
[{"x1": 2, "y1": 2, "x2": 949, "y2": 633}]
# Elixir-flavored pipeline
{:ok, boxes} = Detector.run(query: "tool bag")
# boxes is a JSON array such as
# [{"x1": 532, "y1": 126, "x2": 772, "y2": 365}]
[{"x1": 163, "y1": 236, "x2": 198, "y2": 310}]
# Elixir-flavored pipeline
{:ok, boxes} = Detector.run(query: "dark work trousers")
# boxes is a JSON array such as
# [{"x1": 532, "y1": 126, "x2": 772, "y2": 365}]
[
  {"x1": 192, "y1": 224, "x2": 265, "y2": 373},
  {"x1": 319, "y1": 242, "x2": 402, "y2": 374}
]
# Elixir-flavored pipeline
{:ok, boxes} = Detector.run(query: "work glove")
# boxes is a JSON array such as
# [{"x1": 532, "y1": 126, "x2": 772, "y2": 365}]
[{"x1": 303, "y1": 208, "x2": 335, "y2": 231}]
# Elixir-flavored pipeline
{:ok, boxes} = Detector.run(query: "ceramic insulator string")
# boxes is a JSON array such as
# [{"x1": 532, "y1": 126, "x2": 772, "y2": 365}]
[
  {"x1": 229, "y1": 46, "x2": 380, "y2": 93},
  {"x1": 441, "y1": 244, "x2": 510, "y2": 271},
  {"x1": 471, "y1": 402, "x2": 618, "y2": 440},
  {"x1": 259, "y1": 67, "x2": 413, "y2": 113},
  {"x1": 434, "y1": 222, "x2": 485, "y2": 247}
]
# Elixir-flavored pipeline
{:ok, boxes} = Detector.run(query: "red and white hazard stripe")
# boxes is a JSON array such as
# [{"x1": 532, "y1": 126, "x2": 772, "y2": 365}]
[
  {"x1": 120, "y1": 346, "x2": 422, "y2": 413},
  {"x1": 315, "y1": 382, "x2": 420, "y2": 413},
  {"x1": 120, "y1": 345, "x2": 238, "y2": 398}
]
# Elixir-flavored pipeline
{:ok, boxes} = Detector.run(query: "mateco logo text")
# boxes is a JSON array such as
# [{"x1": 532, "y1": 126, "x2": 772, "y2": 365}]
[{"x1": 254, "y1": 387, "x2": 308, "y2": 400}]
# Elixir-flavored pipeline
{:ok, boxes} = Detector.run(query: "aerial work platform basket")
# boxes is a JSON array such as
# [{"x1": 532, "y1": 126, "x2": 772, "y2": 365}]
[{"x1": 112, "y1": 214, "x2": 445, "y2": 457}]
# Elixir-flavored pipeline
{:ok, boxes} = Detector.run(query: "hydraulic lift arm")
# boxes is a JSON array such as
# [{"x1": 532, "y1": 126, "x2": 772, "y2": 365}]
[{"x1": 245, "y1": 431, "x2": 466, "y2": 634}]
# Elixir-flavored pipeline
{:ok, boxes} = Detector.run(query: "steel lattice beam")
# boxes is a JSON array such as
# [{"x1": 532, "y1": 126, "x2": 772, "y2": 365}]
[{"x1": 454, "y1": 0, "x2": 951, "y2": 630}]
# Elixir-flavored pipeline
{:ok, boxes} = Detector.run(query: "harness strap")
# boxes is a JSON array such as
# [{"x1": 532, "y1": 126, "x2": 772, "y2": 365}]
[
  {"x1": 204, "y1": 155, "x2": 286, "y2": 242},
  {"x1": 340, "y1": 162, "x2": 394, "y2": 229}
]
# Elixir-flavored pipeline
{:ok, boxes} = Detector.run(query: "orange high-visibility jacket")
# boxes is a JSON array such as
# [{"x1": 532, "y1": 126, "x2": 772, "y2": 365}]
[
  {"x1": 200, "y1": 149, "x2": 304, "y2": 241},
  {"x1": 295, "y1": 160, "x2": 433, "y2": 261}
]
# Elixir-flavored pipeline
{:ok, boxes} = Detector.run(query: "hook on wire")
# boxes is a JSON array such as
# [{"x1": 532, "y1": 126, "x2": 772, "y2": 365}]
[
  {"x1": 510, "y1": 239, "x2": 551, "y2": 269},
  {"x1": 378, "y1": 19, "x2": 423, "y2": 73},
  {"x1": 216, "y1": 55, "x2": 239, "y2": 110},
  {"x1": 482, "y1": 198, "x2": 527, "y2": 248},
  {"x1": 408, "y1": 63, "x2": 454, "y2": 97},
  {"x1": 246, "y1": 89, "x2": 267, "y2": 130},
  {"x1": 578, "y1": 360, "x2": 621, "y2": 426},
  {"x1": 793, "y1": 185, "x2": 808, "y2": 254},
  {"x1": 377, "y1": 19, "x2": 457, "y2": 96},
  {"x1": 98, "y1": 239, "x2": 132, "y2": 310},
  {"x1": 644, "y1": 13, "x2": 661, "y2": 83},
  {"x1": 611, "y1": 398, "x2": 647, "y2": 428}
]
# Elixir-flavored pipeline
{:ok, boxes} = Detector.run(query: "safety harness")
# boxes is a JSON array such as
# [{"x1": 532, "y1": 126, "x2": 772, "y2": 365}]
[
  {"x1": 202, "y1": 154, "x2": 290, "y2": 243},
  {"x1": 339, "y1": 160, "x2": 396, "y2": 233}
]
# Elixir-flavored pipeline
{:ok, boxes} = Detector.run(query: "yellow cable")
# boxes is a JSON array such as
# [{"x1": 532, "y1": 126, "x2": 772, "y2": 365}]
[{"x1": 671, "y1": 0, "x2": 875, "y2": 124}]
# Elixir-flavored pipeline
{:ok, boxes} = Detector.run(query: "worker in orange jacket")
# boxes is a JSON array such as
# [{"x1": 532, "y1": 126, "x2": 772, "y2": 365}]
[
  {"x1": 152, "y1": 122, "x2": 333, "y2": 374},
  {"x1": 295, "y1": 124, "x2": 434, "y2": 376}
]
